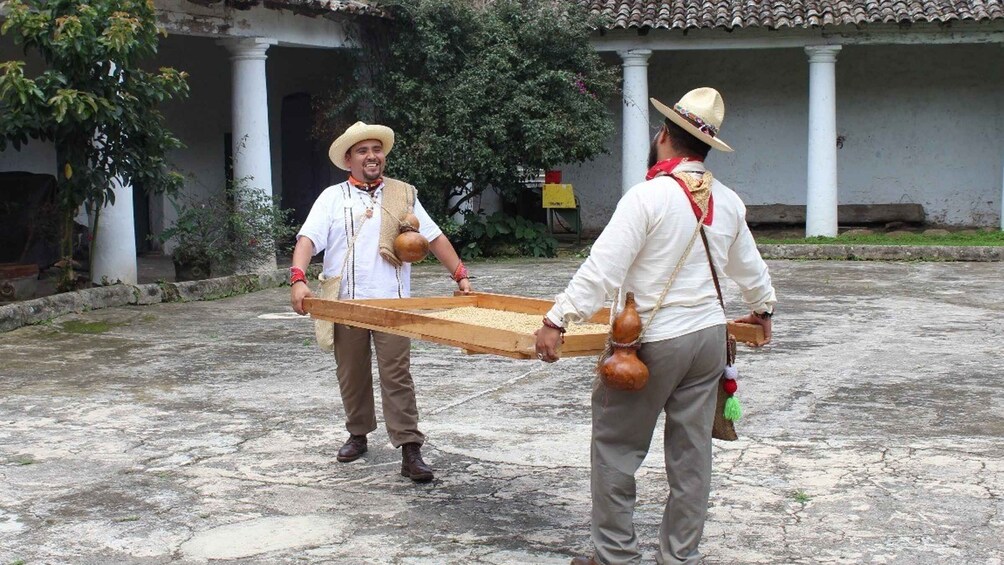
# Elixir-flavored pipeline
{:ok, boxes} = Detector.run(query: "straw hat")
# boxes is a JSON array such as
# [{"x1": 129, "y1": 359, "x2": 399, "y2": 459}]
[
  {"x1": 651, "y1": 88, "x2": 734, "y2": 153},
  {"x1": 328, "y1": 121, "x2": 395, "y2": 170}
]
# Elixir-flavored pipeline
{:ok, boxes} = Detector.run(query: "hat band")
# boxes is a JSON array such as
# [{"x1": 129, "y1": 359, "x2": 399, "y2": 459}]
[{"x1": 673, "y1": 104, "x2": 719, "y2": 138}]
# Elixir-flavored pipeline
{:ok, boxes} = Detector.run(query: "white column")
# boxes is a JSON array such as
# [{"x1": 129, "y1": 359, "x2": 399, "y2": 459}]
[
  {"x1": 619, "y1": 49, "x2": 652, "y2": 194},
  {"x1": 90, "y1": 179, "x2": 137, "y2": 285},
  {"x1": 805, "y1": 45, "x2": 842, "y2": 237},
  {"x1": 223, "y1": 37, "x2": 277, "y2": 271},
  {"x1": 91, "y1": 61, "x2": 136, "y2": 286}
]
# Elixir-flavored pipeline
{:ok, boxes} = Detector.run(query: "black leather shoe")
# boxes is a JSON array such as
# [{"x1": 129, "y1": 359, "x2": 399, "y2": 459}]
[
  {"x1": 400, "y1": 443, "x2": 434, "y2": 482},
  {"x1": 336, "y1": 434, "x2": 367, "y2": 462}
]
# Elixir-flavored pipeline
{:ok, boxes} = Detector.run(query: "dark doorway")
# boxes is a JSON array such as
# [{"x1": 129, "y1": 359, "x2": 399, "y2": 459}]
[
  {"x1": 133, "y1": 184, "x2": 151, "y2": 253},
  {"x1": 280, "y1": 92, "x2": 331, "y2": 227}
]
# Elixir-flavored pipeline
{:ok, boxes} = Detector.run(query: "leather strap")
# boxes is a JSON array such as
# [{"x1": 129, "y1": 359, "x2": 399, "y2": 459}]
[
  {"x1": 700, "y1": 227, "x2": 735, "y2": 365},
  {"x1": 699, "y1": 227, "x2": 725, "y2": 311}
]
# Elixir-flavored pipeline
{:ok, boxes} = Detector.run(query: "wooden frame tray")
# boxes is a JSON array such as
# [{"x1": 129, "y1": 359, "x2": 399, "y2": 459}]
[{"x1": 303, "y1": 292, "x2": 765, "y2": 360}]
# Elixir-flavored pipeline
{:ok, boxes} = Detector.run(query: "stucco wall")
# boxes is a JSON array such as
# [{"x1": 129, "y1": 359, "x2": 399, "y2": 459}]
[{"x1": 564, "y1": 43, "x2": 1004, "y2": 231}]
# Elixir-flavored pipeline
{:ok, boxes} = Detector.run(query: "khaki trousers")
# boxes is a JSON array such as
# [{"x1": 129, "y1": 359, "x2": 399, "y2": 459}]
[
  {"x1": 591, "y1": 324, "x2": 725, "y2": 565},
  {"x1": 332, "y1": 324, "x2": 425, "y2": 448}
]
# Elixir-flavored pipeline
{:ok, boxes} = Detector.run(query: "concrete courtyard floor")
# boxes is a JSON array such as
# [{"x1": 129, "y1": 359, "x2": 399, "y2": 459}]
[{"x1": 1, "y1": 258, "x2": 1002, "y2": 564}]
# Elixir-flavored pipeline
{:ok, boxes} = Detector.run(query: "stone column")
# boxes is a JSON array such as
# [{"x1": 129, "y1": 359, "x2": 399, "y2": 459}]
[
  {"x1": 619, "y1": 49, "x2": 652, "y2": 194},
  {"x1": 805, "y1": 45, "x2": 842, "y2": 237},
  {"x1": 90, "y1": 178, "x2": 137, "y2": 285},
  {"x1": 223, "y1": 37, "x2": 277, "y2": 271}
]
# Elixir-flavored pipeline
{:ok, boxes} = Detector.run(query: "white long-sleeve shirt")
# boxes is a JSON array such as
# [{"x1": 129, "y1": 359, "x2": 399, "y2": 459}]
[
  {"x1": 297, "y1": 181, "x2": 443, "y2": 299},
  {"x1": 546, "y1": 161, "x2": 776, "y2": 343}
]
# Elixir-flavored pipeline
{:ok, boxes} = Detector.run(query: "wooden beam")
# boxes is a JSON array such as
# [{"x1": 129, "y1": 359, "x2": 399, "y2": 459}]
[
  {"x1": 303, "y1": 294, "x2": 767, "y2": 361},
  {"x1": 728, "y1": 322, "x2": 765, "y2": 346},
  {"x1": 465, "y1": 291, "x2": 611, "y2": 324}
]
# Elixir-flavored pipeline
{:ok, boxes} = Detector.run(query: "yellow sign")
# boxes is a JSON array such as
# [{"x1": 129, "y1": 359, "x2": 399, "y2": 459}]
[{"x1": 542, "y1": 183, "x2": 576, "y2": 209}]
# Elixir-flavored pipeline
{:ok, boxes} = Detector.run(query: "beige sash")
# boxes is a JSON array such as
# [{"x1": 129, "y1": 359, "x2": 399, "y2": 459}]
[
  {"x1": 378, "y1": 178, "x2": 418, "y2": 267},
  {"x1": 314, "y1": 273, "x2": 342, "y2": 352}
]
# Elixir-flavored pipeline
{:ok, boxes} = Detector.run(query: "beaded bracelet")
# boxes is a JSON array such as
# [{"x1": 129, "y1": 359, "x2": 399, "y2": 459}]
[{"x1": 541, "y1": 316, "x2": 566, "y2": 334}]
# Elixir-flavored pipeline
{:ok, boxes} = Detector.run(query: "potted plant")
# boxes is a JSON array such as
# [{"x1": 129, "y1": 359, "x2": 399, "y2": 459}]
[{"x1": 157, "y1": 179, "x2": 296, "y2": 281}]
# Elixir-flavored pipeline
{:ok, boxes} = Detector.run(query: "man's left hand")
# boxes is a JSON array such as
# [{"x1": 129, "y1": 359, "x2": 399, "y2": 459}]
[
  {"x1": 457, "y1": 278, "x2": 472, "y2": 294},
  {"x1": 534, "y1": 326, "x2": 562, "y2": 363}
]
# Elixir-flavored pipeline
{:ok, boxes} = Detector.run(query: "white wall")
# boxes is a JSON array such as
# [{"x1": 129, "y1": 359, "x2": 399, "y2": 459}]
[
  {"x1": 565, "y1": 43, "x2": 1004, "y2": 230},
  {"x1": 837, "y1": 44, "x2": 1003, "y2": 226}
]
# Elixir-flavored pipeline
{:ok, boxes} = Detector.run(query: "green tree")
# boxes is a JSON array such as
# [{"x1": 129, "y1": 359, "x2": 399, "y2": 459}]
[
  {"x1": 0, "y1": 0, "x2": 188, "y2": 290},
  {"x1": 316, "y1": 0, "x2": 618, "y2": 219}
]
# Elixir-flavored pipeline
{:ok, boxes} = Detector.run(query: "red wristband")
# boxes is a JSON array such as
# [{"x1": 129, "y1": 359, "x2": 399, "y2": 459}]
[
  {"x1": 451, "y1": 261, "x2": 469, "y2": 282},
  {"x1": 290, "y1": 266, "x2": 307, "y2": 285}
]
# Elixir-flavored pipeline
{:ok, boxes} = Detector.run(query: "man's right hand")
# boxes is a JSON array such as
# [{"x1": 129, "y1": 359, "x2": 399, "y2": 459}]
[
  {"x1": 291, "y1": 282, "x2": 313, "y2": 315},
  {"x1": 734, "y1": 313, "x2": 771, "y2": 346}
]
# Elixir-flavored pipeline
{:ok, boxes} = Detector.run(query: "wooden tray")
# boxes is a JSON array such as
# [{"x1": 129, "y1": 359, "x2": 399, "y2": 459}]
[{"x1": 303, "y1": 292, "x2": 765, "y2": 360}]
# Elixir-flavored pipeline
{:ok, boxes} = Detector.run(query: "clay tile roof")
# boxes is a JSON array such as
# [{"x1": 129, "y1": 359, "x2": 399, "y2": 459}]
[{"x1": 582, "y1": 0, "x2": 1004, "y2": 30}]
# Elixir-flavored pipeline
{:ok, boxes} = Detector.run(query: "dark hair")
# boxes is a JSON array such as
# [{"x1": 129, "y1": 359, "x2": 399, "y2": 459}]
[{"x1": 664, "y1": 119, "x2": 711, "y2": 160}]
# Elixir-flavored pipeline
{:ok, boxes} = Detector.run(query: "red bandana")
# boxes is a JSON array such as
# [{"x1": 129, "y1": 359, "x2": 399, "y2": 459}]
[
  {"x1": 348, "y1": 175, "x2": 383, "y2": 192},
  {"x1": 645, "y1": 158, "x2": 714, "y2": 225}
]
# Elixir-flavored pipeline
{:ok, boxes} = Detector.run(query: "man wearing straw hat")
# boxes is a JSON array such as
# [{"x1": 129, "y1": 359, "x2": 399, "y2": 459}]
[
  {"x1": 290, "y1": 121, "x2": 472, "y2": 483},
  {"x1": 535, "y1": 88, "x2": 776, "y2": 564}
]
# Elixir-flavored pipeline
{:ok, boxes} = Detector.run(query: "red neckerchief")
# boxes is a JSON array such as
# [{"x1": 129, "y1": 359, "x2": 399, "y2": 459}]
[
  {"x1": 348, "y1": 175, "x2": 383, "y2": 192},
  {"x1": 646, "y1": 157, "x2": 713, "y2": 225}
]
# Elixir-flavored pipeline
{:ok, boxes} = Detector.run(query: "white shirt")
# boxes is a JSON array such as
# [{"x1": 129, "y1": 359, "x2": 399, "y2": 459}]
[
  {"x1": 297, "y1": 181, "x2": 443, "y2": 299},
  {"x1": 546, "y1": 161, "x2": 776, "y2": 343}
]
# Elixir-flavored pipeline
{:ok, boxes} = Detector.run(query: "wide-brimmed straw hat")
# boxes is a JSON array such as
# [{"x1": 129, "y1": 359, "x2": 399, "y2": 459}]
[
  {"x1": 651, "y1": 88, "x2": 734, "y2": 153},
  {"x1": 328, "y1": 121, "x2": 395, "y2": 170}
]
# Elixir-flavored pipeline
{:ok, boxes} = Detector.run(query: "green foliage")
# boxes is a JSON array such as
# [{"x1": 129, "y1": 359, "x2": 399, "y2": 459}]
[
  {"x1": 791, "y1": 490, "x2": 812, "y2": 504},
  {"x1": 157, "y1": 178, "x2": 297, "y2": 275},
  {"x1": 442, "y1": 211, "x2": 557, "y2": 260},
  {"x1": 316, "y1": 0, "x2": 618, "y2": 219},
  {"x1": 0, "y1": 0, "x2": 189, "y2": 288},
  {"x1": 758, "y1": 230, "x2": 1004, "y2": 246}
]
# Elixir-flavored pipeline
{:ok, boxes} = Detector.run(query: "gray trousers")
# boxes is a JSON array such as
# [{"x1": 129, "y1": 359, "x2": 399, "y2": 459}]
[
  {"x1": 591, "y1": 324, "x2": 725, "y2": 565},
  {"x1": 333, "y1": 324, "x2": 425, "y2": 448}
]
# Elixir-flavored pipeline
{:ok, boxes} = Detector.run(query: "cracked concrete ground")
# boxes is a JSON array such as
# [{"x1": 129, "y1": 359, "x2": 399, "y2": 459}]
[{"x1": 1, "y1": 259, "x2": 1002, "y2": 564}]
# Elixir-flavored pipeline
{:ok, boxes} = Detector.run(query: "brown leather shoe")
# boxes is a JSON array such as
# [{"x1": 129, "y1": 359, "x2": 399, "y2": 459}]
[
  {"x1": 400, "y1": 443, "x2": 434, "y2": 482},
  {"x1": 336, "y1": 434, "x2": 367, "y2": 462},
  {"x1": 570, "y1": 557, "x2": 600, "y2": 565}
]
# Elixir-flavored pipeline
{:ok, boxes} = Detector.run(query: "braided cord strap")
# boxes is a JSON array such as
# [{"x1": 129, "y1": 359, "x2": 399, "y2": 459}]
[{"x1": 336, "y1": 208, "x2": 373, "y2": 283}]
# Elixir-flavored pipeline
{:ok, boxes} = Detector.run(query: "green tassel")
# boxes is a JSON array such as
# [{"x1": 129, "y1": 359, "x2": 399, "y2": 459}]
[{"x1": 723, "y1": 396, "x2": 742, "y2": 421}]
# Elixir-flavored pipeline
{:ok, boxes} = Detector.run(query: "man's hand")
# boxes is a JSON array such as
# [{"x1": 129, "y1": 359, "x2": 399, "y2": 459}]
[
  {"x1": 534, "y1": 326, "x2": 563, "y2": 363},
  {"x1": 734, "y1": 313, "x2": 771, "y2": 346},
  {"x1": 457, "y1": 278, "x2": 472, "y2": 294},
  {"x1": 291, "y1": 282, "x2": 313, "y2": 315}
]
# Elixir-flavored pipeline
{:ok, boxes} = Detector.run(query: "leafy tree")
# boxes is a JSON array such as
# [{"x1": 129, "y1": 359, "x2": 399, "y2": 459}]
[
  {"x1": 0, "y1": 0, "x2": 188, "y2": 290},
  {"x1": 315, "y1": 0, "x2": 618, "y2": 219}
]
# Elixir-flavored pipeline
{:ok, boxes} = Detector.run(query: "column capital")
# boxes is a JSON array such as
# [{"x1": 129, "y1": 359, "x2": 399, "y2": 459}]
[
  {"x1": 219, "y1": 37, "x2": 277, "y2": 61},
  {"x1": 618, "y1": 49, "x2": 652, "y2": 66},
  {"x1": 805, "y1": 45, "x2": 842, "y2": 63}
]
